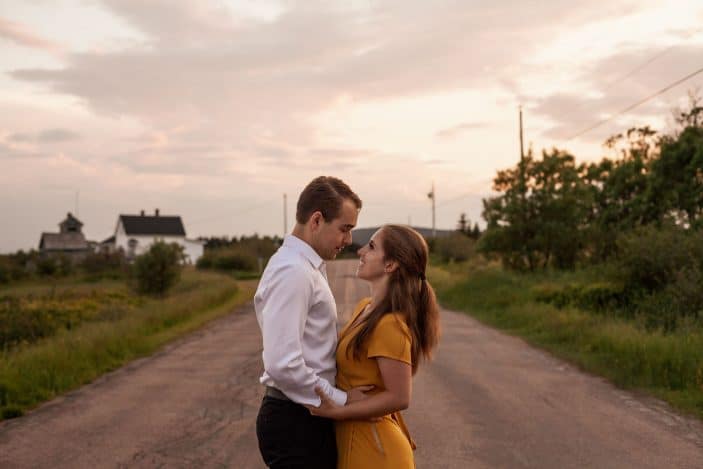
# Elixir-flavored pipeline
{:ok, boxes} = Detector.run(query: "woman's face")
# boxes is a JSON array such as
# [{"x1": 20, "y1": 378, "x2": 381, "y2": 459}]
[{"x1": 356, "y1": 229, "x2": 389, "y2": 281}]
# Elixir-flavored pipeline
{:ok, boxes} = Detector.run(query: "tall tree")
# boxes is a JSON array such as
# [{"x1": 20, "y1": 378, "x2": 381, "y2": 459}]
[
  {"x1": 480, "y1": 148, "x2": 589, "y2": 270},
  {"x1": 457, "y1": 212, "x2": 469, "y2": 234},
  {"x1": 582, "y1": 127, "x2": 658, "y2": 261},
  {"x1": 648, "y1": 97, "x2": 703, "y2": 228}
]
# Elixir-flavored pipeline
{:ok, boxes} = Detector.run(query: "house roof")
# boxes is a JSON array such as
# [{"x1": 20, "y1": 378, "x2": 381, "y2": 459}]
[
  {"x1": 60, "y1": 212, "x2": 83, "y2": 229},
  {"x1": 101, "y1": 235, "x2": 116, "y2": 244},
  {"x1": 119, "y1": 214, "x2": 186, "y2": 236},
  {"x1": 39, "y1": 232, "x2": 89, "y2": 251},
  {"x1": 350, "y1": 226, "x2": 455, "y2": 247}
]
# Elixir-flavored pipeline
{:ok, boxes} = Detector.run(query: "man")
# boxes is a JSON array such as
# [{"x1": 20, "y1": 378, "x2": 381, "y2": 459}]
[{"x1": 255, "y1": 176, "x2": 366, "y2": 468}]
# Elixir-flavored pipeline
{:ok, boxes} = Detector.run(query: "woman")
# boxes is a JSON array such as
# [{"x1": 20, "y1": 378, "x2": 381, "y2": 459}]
[{"x1": 307, "y1": 224, "x2": 441, "y2": 468}]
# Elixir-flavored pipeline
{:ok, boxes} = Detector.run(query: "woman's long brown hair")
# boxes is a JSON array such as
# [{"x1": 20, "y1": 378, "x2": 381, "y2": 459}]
[{"x1": 347, "y1": 225, "x2": 440, "y2": 374}]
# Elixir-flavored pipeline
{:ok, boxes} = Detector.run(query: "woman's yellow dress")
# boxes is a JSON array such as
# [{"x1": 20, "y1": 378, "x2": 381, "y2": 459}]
[{"x1": 335, "y1": 298, "x2": 416, "y2": 469}]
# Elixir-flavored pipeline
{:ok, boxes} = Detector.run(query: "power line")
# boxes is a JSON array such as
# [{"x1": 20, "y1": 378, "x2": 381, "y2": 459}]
[
  {"x1": 566, "y1": 65, "x2": 703, "y2": 141},
  {"x1": 600, "y1": 29, "x2": 701, "y2": 93},
  {"x1": 600, "y1": 46, "x2": 676, "y2": 93},
  {"x1": 551, "y1": 30, "x2": 701, "y2": 142}
]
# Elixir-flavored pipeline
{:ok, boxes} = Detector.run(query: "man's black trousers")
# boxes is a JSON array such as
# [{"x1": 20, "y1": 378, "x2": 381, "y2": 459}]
[{"x1": 256, "y1": 395, "x2": 337, "y2": 469}]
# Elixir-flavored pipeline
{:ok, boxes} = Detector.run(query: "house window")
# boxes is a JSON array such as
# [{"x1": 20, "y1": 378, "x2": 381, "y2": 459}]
[{"x1": 128, "y1": 238, "x2": 138, "y2": 257}]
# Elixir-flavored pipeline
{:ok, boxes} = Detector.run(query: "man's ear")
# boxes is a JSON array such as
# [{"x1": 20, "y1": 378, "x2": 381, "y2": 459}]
[{"x1": 309, "y1": 211, "x2": 324, "y2": 231}]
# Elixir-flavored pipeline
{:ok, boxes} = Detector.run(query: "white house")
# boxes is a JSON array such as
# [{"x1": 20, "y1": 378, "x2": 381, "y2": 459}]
[{"x1": 110, "y1": 209, "x2": 204, "y2": 264}]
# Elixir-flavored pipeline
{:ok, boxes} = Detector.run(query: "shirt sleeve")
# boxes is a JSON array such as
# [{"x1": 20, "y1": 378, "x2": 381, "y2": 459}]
[
  {"x1": 259, "y1": 263, "x2": 347, "y2": 407},
  {"x1": 367, "y1": 314, "x2": 412, "y2": 365}
]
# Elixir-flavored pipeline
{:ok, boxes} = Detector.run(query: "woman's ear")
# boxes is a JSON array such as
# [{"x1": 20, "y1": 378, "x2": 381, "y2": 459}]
[{"x1": 384, "y1": 260, "x2": 399, "y2": 273}]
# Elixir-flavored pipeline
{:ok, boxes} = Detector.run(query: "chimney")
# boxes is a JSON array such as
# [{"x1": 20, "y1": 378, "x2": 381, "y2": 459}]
[
  {"x1": 140, "y1": 210, "x2": 145, "y2": 216},
  {"x1": 155, "y1": 208, "x2": 160, "y2": 217}
]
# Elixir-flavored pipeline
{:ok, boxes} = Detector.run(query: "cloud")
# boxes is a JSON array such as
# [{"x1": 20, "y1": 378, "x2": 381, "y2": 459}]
[
  {"x1": 0, "y1": 141, "x2": 43, "y2": 159},
  {"x1": 531, "y1": 43, "x2": 703, "y2": 142},
  {"x1": 5, "y1": 0, "x2": 632, "y2": 188},
  {"x1": 436, "y1": 122, "x2": 487, "y2": 139},
  {"x1": 0, "y1": 17, "x2": 61, "y2": 52},
  {"x1": 8, "y1": 1, "x2": 623, "y2": 142},
  {"x1": 9, "y1": 128, "x2": 80, "y2": 143},
  {"x1": 4, "y1": 0, "x2": 699, "y2": 252}
]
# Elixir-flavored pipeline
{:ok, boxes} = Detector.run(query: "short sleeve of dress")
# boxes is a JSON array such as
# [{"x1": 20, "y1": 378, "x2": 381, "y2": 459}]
[{"x1": 367, "y1": 314, "x2": 412, "y2": 365}]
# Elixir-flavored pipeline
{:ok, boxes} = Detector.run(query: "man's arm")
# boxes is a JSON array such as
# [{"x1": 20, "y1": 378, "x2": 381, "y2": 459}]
[{"x1": 260, "y1": 263, "x2": 347, "y2": 407}]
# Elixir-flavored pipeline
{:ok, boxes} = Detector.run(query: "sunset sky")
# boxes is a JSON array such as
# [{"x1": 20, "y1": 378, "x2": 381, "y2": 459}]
[{"x1": 2, "y1": 0, "x2": 703, "y2": 252}]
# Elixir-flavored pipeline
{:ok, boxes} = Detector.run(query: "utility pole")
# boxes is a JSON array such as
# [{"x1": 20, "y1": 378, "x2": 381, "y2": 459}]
[
  {"x1": 519, "y1": 105, "x2": 525, "y2": 164},
  {"x1": 519, "y1": 106, "x2": 527, "y2": 204},
  {"x1": 518, "y1": 105, "x2": 529, "y2": 269},
  {"x1": 427, "y1": 182, "x2": 436, "y2": 238},
  {"x1": 283, "y1": 193, "x2": 288, "y2": 236}
]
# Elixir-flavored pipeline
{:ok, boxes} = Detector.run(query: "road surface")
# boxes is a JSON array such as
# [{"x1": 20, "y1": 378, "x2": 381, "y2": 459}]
[{"x1": 1, "y1": 260, "x2": 702, "y2": 468}]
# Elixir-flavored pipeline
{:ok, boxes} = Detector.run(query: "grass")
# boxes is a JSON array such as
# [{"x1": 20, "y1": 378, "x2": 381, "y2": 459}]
[
  {"x1": 0, "y1": 268, "x2": 255, "y2": 420},
  {"x1": 429, "y1": 261, "x2": 703, "y2": 420}
]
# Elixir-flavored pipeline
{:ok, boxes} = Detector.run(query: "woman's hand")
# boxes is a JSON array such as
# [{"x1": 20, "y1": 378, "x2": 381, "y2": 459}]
[
  {"x1": 347, "y1": 384, "x2": 374, "y2": 403},
  {"x1": 305, "y1": 386, "x2": 343, "y2": 419}
]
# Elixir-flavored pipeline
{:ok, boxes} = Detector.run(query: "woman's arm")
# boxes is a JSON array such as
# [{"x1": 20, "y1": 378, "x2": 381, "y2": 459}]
[{"x1": 307, "y1": 357, "x2": 412, "y2": 420}]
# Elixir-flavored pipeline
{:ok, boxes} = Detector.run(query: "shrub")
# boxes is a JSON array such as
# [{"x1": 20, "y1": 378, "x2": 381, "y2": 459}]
[
  {"x1": 533, "y1": 282, "x2": 627, "y2": 313},
  {"x1": 36, "y1": 257, "x2": 58, "y2": 277},
  {"x1": 81, "y1": 251, "x2": 126, "y2": 278},
  {"x1": 132, "y1": 242, "x2": 183, "y2": 296},
  {"x1": 213, "y1": 251, "x2": 257, "y2": 271},
  {"x1": 197, "y1": 247, "x2": 258, "y2": 272},
  {"x1": 196, "y1": 254, "x2": 214, "y2": 269},
  {"x1": 615, "y1": 225, "x2": 703, "y2": 292},
  {"x1": 0, "y1": 261, "x2": 9, "y2": 284},
  {"x1": 433, "y1": 233, "x2": 476, "y2": 263},
  {"x1": 664, "y1": 266, "x2": 703, "y2": 318},
  {"x1": 56, "y1": 255, "x2": 73, "y2": 276}
]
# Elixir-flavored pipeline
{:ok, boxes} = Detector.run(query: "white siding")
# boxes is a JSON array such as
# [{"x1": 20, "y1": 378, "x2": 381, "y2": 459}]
[
  {"x1": 182, "y1": 239, "x2": 204, "y2": 264},
  {"x1": 112, "y1": 217, "x2": 203, "y2": 263}
]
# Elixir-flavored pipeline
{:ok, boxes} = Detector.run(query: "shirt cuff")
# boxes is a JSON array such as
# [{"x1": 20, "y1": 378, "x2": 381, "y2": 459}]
[{"x1": 329, "y1": 388, "x2": 348, "y2": 407}]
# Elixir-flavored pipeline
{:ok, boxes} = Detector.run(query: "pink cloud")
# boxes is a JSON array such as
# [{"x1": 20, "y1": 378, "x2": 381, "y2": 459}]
[{"x1": 0, "y1": 17, "x2": 61, "y2": 52}]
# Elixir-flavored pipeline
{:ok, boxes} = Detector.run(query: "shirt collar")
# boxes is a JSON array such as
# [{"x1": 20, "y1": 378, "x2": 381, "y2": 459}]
[{"x1": 283, "y1": 234, "x2": 325, "y2": 270}]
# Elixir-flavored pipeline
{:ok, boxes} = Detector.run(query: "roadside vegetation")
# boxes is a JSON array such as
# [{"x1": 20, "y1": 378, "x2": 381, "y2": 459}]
[
  {"x1": 196, "y1": 234, "x2": 280, "y2": 279},
  {"x1": 0, "y1": 240, "x2": 263, "y2": 420},
  {"x1": 429, "y1": 95, "x2": 703, "y2": 419}
]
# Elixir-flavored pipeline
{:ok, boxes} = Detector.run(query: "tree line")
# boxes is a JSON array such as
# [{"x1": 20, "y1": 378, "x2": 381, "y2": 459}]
[{"x1": 480, "y1": 98, "x2": 703, "y2": 271}]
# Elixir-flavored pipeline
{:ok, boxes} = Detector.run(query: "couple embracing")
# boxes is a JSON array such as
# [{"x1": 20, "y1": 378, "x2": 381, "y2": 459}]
[{"x1": 255, "y1": 176, "x2": 440, "y2": 468}]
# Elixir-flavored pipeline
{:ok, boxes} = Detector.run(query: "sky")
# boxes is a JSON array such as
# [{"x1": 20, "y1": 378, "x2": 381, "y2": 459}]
[{"x1": 1, "y1": 0, "x2": 703, "y2": 253}]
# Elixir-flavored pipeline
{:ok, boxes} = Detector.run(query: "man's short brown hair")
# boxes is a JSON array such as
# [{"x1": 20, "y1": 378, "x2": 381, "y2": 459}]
[{"x1": 296, "y1": 176, "x2": 362, "y2": 224}]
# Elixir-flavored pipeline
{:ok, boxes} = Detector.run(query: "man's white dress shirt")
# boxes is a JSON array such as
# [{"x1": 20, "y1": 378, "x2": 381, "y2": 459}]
[{"x1": 255, "y1": 234, "x2": 348, "y2": 407}]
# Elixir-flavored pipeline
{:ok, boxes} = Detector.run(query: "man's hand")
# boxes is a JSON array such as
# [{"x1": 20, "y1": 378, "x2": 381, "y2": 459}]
[{"x1": 346, "y1": 385, "x2": 374, "y2": 403}]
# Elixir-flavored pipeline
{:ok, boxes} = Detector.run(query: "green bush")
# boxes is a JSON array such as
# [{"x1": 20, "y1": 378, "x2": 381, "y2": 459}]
[
  {"x1": 132, "y1": 242, "x2": 183, "y2": 296},
  {"x1": 81, "y1": 251, "x2": 126, "y2": 279},
  {"x1": 533, "y1": 282, "x2": 627, "y2": 313},
  {"x1": 0, "y1": 289, "x2": 139, "y2": 349},
  {"x1": 197, "y1": 247, "x2": 258, "y2": 272},
  {"x1": 214, "y1": 252, "x2": 257, "y2": 271},
  {"x1": 0, "y1": 261, "x2": 9, "y2": 284},
  {"x1": 433, "y1": 233, "x2": 475, "y2": 263},
  {"x1": 36, "y1": 257, "x2": 58, "y2": 277},
  {"x1": 615, "y1": 225, "x2": 703, "y2": 292},
  {"x1": 196, "y1": 254, "x2": 214, "y2": 269},
  {"x1": 56, "y1": 255, "x2": 73, "y2": 276},
  {"x1": 0, "y1": 253, "x2": 30, "y2": 283},
  {"x1": 664, "y1": 266, "x2": 703, "y2": 317}
]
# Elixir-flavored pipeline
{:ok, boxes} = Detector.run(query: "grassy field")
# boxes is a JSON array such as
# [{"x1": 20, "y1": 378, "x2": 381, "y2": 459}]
[
  {"x1": 429, "y1": 260, "x2": 703, "y2": 419},
  {"x1": 0, "y1": 268, "x2": 255, "y2": 420}
]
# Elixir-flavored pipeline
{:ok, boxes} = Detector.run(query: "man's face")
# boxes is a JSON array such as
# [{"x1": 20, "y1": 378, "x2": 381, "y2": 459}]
[{"x1": 311, "y1": 198, "x2": 359, "y2": 261}]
